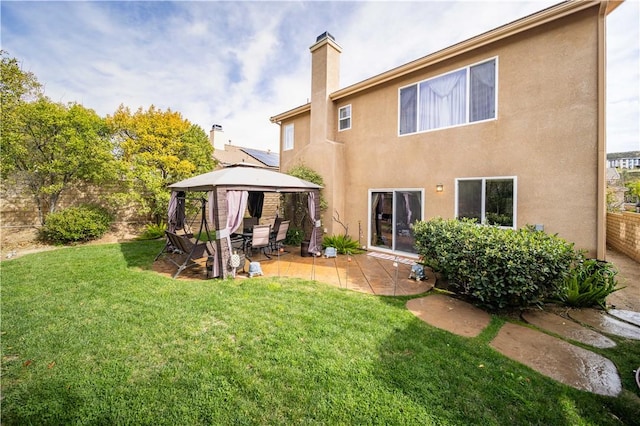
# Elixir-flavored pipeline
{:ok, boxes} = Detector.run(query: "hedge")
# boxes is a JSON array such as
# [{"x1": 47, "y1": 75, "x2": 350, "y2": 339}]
[{"x1": 412, "y1": 218, "x2": 578, "y2": 310}]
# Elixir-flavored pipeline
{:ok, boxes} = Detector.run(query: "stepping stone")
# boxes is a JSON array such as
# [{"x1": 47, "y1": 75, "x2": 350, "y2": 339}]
[
  {"x1": 407, "y1": 294, "x2": 491, "y2": 337},
  {"x1": 491, "y1": 323, "x2": 622, "y2": 396},
  {"x1": 522, "y1": 310, "x2": 616, "y2": 348},
  {"x1": 568, "y1": 309, "x2": 640, "y2": 340},
  {"x1": 608, "y1": 309, "x2": 640, "y2": 327}
]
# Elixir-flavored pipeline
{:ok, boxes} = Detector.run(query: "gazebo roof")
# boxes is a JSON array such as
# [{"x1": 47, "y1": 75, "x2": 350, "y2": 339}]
[{"x1": 168, "y1": 164, "x2": 322, "y2": 193}]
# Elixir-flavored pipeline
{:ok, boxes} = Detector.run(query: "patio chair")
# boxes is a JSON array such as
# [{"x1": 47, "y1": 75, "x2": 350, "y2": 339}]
[
  {"x1": 246, "y1": 224, "x2": 271, "y2": 260},
  {"x1": 243, "y1": 217, "x2": 258, "y2": 233},
  {"x1": 270, "y1": 220, "x2": 290, "y2": 252},
  {"x1": 271, "y1": 217, "x2": 283, "y2": 236},
  {"x1": 160, "y1": 231, "x2": 215, "y2": 278}
]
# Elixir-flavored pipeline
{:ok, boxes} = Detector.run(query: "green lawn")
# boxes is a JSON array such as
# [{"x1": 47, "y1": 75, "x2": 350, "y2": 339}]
[{"x1": 1, "y1": 241, "x2": 639, "y2": 425}]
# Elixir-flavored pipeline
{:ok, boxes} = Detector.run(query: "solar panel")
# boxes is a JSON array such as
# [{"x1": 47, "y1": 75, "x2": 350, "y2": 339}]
[{"x1": 241, "y1": 148, "x2": 280, "y2": 168}]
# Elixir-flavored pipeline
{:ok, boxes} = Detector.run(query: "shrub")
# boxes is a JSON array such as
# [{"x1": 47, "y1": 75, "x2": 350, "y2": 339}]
[
  {"x1": 554, "y1": 258, "x2": 624, "y2": 309},
  {"x1": 137, "y1": 222, "x2": 167, "y2": 240},
  {"x1": 41, "y1": 205, "x2": 113, "y2": 244},
  {"x1": 412, "y1": 218, "x2": 578, "y2": 310},
  {"x1": 322, "y1": 234, "x2": 364, "y2": 254},
  {"x1": 285, "y1": 227, "x2": 305, "y2": 246}
]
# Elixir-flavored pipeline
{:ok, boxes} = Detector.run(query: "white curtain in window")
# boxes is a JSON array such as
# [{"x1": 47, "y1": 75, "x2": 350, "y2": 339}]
[
  {"x1": 399, "y1": 86, "x2": 417, "y2": 134},
  {"x1": 402, "y1": 192, "x2": 412, "y2": 225},
  {"x1": 283, "y1": 124, "x2": 294, "y2": 150},
  {"x1": 419, "y1": 69, "x2": 466, "y2": 131},
  {"x1": 470, "y1": 60, "x2": 495, "y2": 122}
]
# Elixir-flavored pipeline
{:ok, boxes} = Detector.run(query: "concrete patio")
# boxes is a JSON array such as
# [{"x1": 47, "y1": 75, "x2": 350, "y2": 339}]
[
  {"x1": 242, "y1": 249, "x2": 434, "y2": 296},
  {"x1": 155, "y1": 246, "x2": 434, "y2": 296}
]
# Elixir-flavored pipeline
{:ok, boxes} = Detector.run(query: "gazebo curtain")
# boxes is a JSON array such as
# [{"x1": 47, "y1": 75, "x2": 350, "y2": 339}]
[
  {"x1": 307, "y1": 191, "x2": 319, "y2": 255},
  {"x1": 205, "y1": 190, "x2": 248, "y2": 278},
  {"x1": 247, "y1": 191, "x2": 264, "y2": 219},
  {"x1": 167, "y1": 191, "x2": 186, "y2": 233}
]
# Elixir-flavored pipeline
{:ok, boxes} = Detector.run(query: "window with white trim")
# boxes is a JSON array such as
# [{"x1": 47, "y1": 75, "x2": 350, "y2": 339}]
[
  {"x1": 283, "y1": 123, "x2": 294, "y2": 151},
  {"x1": 338, "y1": 105, "x2": 351, "y2": 131},
  {"x1": 456, "y1": 176, "x2": 516, "y2": 228},
  {"x1": 399, "y1": 58, "x2": 496, "y2": 135}
]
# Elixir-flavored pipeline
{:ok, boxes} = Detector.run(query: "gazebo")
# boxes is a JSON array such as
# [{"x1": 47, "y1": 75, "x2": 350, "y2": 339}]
[{"x1": 167, "y1": 164, "x2": 323, "y2": 278}]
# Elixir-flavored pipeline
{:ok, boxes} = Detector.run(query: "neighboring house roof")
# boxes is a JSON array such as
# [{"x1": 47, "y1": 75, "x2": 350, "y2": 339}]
[
  {"x1": 607, "y1": 151, "x2": 640, "y2": 160},
  {"x1": 270, "y1": 0, "x2": 623, "y2": 123},
  {"x1": 214, "y1": 144, "x2": 279, "y2": 169},
  {"x1": 241, "y1": 148, "x2": 279, "y2": 168}
]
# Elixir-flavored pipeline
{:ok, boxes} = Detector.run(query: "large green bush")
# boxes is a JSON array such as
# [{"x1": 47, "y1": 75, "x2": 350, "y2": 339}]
[
  {"x1": 40, "y1": 205, "x2": 113, "y2": 244},
  {"x1": 412, "y1": 218, "x2": 578, "y2": 310}
]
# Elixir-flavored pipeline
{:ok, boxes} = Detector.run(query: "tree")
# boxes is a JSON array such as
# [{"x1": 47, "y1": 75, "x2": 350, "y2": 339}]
[
  {"x1": 1, "y1": 97, "x2": 117, "y2": 224},
  {"x1": 107, "y1": 105, "x2": 215, "y2": 221},
  {"x1": 1, "y1": 50, "x2": 42, "y2": 177}
]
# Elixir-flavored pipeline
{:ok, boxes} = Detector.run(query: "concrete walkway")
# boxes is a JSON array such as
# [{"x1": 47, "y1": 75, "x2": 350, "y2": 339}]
[{"x1": 405, "y1": 250, "x2": 640, "y2": 397}]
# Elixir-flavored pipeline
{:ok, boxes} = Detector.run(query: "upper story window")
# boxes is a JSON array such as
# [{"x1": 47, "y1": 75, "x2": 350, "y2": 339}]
[
  {"x1": 338, "y1": 105, "x2": 351, "y2": 131},
  {"x1": 456, "y1": 176, "x2": 516, "y2": 228},
  {"x1": 399, "y1": 58, "x2": 497, "y2": 135},
  {"x1": 283, "y1": 123, "x2": 294, "y2": 151}
]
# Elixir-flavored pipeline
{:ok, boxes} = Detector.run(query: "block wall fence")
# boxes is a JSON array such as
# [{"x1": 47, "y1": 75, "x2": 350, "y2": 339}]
[
  {"x1": 606, "y1": 212, "x2": 640, "y2": 262},
  {"x1": 1, "y1": 177, "x2": 150, "y2": 229},
  {"x1": 1, "y1": 176, "x2": 280, "y2": 230}
]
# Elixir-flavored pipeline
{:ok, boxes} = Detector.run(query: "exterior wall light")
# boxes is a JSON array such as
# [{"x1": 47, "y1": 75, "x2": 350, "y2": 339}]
[{"x1": 436, "y1": 184, "x2": 444, "y2": 193}]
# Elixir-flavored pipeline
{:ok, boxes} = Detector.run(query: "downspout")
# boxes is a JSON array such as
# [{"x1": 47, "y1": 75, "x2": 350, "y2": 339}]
[{"x1": 596, "y1": 1, "x2": 610, "y2": 260}]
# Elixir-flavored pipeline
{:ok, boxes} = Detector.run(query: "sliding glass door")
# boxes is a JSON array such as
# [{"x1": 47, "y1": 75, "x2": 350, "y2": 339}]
[{"x1": 369, "y1": 189, "x2": 423, "y2": 254}]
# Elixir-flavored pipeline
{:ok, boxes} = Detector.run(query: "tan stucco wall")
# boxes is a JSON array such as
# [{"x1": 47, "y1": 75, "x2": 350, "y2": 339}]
[{"x1": 279, "y1": 6, "x2": 604, "y2": 257}]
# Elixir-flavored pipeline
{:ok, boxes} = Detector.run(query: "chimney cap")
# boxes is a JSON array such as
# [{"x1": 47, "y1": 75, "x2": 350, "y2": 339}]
[
  {"x1": 211, "y1": 124, "x2": 223, "y2": 131},
  {"x1": 316, "y1": 31, "x2": 335, "y2": 43}
]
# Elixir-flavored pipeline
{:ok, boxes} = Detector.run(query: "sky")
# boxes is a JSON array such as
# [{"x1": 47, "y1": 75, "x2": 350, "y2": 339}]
[{"x1": 1, "y1": 1, "x2": 638, "y2": 154}]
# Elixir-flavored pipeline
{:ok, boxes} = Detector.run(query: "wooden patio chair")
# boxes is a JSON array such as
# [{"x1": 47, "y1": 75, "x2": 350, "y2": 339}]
[{"x1": 160, "y1": 231, "x2": 215, "y2": 278}]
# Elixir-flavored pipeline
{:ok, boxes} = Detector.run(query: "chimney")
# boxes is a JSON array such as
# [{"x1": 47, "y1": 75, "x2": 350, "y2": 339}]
[
  {"x1": 310, "y1": 31, "x2": 341, "y2": 145},
  {"x1": 209, "y1": 124, "x2": 225, "y2": 151}
]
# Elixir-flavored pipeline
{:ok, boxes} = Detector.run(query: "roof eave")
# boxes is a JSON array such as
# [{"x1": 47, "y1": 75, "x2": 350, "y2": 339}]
[
  {"x1": 330, "y1": 0, "x2": 605, "y2": 101},
  {"x1": 270, "y1": 103, "x2": 311, "y2": 123}
]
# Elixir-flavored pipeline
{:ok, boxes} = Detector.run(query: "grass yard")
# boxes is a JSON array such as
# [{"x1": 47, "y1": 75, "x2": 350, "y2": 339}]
[{"x1": 1, "y1": 241, "x2": 639, "y2": 425}]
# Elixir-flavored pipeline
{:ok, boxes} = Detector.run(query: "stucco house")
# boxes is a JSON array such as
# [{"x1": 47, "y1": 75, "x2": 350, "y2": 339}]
[{"x1": 270, "y1": 0, "x2": 622, "y2": 259}]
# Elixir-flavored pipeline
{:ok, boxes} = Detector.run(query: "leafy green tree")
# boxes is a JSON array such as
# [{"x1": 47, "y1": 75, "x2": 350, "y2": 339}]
[
  {"x1": 1, "y1": 50, "x2": 42, "y2": 177},
  {"x1": 2, "y1": 65, "x2": 117, "y2": 224},
  {"x1": 5, "y1": 99, "x2": 117, "y2": 224},
  {"x1": 626, "y1": 180, "x2": 640, "y2": 203},
  {"x1": 107, "y1": 105, "x2": 215, "y2": 221}
]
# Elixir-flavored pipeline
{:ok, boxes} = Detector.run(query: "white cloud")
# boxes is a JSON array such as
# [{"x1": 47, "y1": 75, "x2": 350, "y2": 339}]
[{"x1": 1, "y1": 0, "x2": 637, "y2": 153}]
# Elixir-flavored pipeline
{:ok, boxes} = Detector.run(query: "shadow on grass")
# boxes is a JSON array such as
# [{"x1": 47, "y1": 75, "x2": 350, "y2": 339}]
[{"x1": 119, "y1": 239, "x2": 165, "y2": 270}]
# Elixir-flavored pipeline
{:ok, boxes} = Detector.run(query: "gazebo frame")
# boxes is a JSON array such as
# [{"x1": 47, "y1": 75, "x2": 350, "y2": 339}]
[{"x1": 167, "y1": 164, "x2": 323, "y2": 279}]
